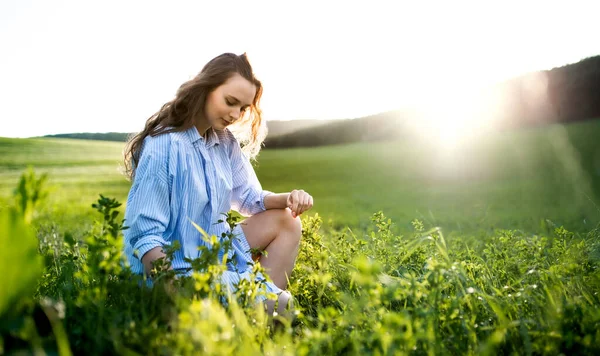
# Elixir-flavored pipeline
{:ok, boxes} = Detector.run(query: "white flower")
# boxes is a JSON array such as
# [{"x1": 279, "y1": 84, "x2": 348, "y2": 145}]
[{"x1": 467, "y1": 287, "x2": 475, "y2": 294}]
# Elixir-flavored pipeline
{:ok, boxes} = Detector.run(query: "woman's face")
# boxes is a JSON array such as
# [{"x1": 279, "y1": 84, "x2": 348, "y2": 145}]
[{"x1": 204, "y1": 73, "x2": 256, "y2": 131}]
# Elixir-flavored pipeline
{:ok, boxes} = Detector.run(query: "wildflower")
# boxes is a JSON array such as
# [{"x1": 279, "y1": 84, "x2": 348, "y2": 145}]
[{"x1": 467, "y1": 287, "x2": 475, "y2": 294}]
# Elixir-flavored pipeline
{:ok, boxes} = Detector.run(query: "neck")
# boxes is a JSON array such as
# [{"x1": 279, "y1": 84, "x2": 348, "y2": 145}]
[{"x1": 195, "y1": 118, "x2": 211, "y2": 137}]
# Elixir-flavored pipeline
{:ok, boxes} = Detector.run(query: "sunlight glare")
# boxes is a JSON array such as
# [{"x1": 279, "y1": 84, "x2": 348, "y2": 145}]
[{"x1": 412, "y1": 86, "x2": 487, "y2": 150}]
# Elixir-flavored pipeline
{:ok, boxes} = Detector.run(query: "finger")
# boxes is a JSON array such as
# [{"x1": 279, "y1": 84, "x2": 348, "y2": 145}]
[
  {"x1": 299, "y1": 194, "x2": 310, "y2": 215},
  {"x1": 291, "y1": 191, "x2": 300, "y2": 216},
  {"x1": 287, "y1": 193, "x2": 295, "y2": 217},
  {"x1": 296, "y1": 190, "x2": 306, "y2": 214}
]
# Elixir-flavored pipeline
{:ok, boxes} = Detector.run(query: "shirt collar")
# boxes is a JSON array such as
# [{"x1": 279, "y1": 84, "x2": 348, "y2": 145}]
[{"x1": 185, "y1": 126, "x2": 220, "y2": 147}]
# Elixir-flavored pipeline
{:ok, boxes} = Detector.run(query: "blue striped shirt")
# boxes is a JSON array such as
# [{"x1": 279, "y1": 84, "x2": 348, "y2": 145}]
[{"x1": 123, "y1": 126, "x2": 272, "y2": 279}]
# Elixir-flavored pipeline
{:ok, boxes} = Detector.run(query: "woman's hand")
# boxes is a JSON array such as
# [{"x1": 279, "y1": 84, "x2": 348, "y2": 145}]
[{"x1": 286, "y1": 189, "x2": 313, "y2": 218}]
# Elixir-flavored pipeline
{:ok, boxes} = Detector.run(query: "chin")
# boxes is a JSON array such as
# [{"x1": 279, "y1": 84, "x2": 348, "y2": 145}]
[{"x1": 216, "y1": 118, "x2": 232, "y2": 129}]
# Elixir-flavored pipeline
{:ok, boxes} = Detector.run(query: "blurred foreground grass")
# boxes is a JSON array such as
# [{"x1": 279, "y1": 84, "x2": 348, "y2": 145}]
[{"x1": 0, "y1": 167, "x2": 599, "y2": 355}]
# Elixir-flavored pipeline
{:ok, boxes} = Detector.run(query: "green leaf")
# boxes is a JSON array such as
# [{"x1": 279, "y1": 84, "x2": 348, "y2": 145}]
[{"x1": 0, "y1": 208, "x2": 43, "y2": 316}]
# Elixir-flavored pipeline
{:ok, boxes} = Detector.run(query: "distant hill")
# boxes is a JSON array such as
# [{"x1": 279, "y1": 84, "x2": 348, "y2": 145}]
[
  {"x1": 40, "y1": 119, "x2": 335, "y2": 142},
  {"x1": 263, "y1": 110, "x2": 414, "y2": 149},
  {"x1": 265, "y1": 55, "x2": 600, "y2": 149},
  {"x1": 479, "y1": 55, "x2": 600, "y2": 129},
  {"x1": 266, "y1": 119, "x2": 335, "y2": 137},
  {"x1": 43, "y1": 132, "x2": 132, "y2": 142}
]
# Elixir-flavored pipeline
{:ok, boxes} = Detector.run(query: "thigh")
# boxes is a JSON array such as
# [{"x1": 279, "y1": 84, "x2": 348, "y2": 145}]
[{"x1": 238, "y1": 209, "x2": 287, "y2": 250}]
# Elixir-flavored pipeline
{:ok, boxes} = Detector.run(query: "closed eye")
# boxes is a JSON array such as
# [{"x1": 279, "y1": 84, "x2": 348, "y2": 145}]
[{"x1": 226, "y1": 96, "x2": 251, "y2": 112}]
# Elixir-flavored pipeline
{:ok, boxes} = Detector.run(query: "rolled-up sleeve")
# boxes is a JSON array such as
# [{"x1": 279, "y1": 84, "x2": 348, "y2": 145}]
[
  {"x1": 230, "y1": 140, "x2": 271, "y2": 216},
  {"x1": 124, "y1": 139, "x2": 171, "y2": 261}
]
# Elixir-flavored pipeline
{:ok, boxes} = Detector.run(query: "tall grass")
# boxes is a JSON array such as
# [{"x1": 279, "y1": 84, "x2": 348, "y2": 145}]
[{"x1": 1, "y1": 169, "x2": 599, "y2": 355}]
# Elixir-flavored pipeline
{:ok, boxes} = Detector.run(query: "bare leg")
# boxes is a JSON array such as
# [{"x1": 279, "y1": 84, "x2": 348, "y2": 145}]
[
  {"x1": 239, "y1": 208, "x2": 302, "y2": 289},
  {"x1": 239, "y1": 208, "x2": 301, "y2": 318}
]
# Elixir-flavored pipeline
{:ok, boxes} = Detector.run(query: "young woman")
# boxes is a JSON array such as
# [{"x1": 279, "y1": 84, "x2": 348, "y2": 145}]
[{"x1": 122, "y1": 52, "x2": 313, "y2": 314}]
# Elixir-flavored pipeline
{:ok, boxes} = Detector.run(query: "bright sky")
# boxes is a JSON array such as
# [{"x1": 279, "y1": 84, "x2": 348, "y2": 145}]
[{"x1": 1, "y1": 0, "x2": 598, "y2": 138}]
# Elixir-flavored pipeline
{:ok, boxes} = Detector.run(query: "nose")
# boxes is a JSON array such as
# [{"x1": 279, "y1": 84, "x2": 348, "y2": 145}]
[{"x1": 228, "y1": 108, "x2": 241, "y2": 121}]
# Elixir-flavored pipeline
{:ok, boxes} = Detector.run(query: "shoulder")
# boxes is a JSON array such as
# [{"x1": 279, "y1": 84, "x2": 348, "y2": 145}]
[
  {"x1": 135, "y1": 131, "x2": 192, "y2": 179},
  {"x1": 141, "y1": 132, "x2": 170, "y2": 151},
  {"x1": 141, "y1": 130, "x2": 189, "y2": 156},
  {"x1": 137, "y1": 132, "x2": 192, "y2": 174},
  {"x1": 216, "y1": 128, "x2": 238, "y2": 145},
  {"x1": 215, "y1": 128, "x2": 242, "y2": 154}
]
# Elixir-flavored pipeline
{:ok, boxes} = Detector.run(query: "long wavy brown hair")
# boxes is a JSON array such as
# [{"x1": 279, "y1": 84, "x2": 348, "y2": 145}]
[{"x1": 123, "y1": 52, "x2": 266, "y2": 180}]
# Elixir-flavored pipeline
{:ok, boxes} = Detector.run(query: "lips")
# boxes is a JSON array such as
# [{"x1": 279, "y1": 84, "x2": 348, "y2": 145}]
[{"x1": 220, "y1": 118, "x2": 230, "y2": 125}]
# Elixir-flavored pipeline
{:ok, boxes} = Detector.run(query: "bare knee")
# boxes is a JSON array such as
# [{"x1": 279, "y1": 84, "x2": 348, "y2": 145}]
[{"x1": 280, "y1": 208, "x2": 302, "y2": 243}]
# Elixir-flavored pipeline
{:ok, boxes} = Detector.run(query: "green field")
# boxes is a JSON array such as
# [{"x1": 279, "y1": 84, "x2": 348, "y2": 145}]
[
  {"x1": 1, "y1": 121, "x2": 600, "y2": 355},
  {"x1": 2, "y1": 120, "x2": 600, "y2": 235}
]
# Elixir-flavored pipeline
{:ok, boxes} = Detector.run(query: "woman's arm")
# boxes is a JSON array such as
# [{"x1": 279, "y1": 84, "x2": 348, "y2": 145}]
[
  {"x1": 141, "y1": 247, "x2": 169, "y2": 276},
  {"x1": 123, "y1": 136, "x2": 173, "y2": 276},
  {"x1": 228, "y1": 131, "x2": 313, "y2": 217},
  {"x1": 264, "y1": 190, "x2": 313, "y2": 218},
  {"x1": 263, "y1": 192, "x2": 289, "y2": 210}
]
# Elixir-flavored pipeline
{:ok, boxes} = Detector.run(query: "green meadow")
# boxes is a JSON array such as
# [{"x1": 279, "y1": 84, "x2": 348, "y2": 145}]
[
  {"x1": 2, "y1": 120, "x2": 600, "y2": 234},
  {"x1": 1, "y1": 120, "x2": 600, "y2": 355}
]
